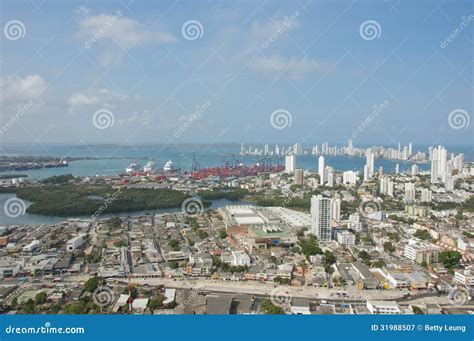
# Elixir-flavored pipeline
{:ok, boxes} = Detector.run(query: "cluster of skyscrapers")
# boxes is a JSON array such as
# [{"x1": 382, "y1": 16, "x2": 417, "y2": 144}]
[{"x1": 430, "y1": 145, "x2": 464, "y2": 190}]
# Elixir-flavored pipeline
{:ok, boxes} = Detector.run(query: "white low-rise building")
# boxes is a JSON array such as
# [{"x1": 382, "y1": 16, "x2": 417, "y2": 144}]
[
  {"x1": 66, "y1": 235, "x2": 84, "y2": 252},
  {"x1": 231, "y1": 251, "x2": 251, "y2": 267},
  {"x1": 337, "y1": 231, "x2": 355, "y2": 246},
  {"x1": 23, "y1": 240, "x2": 41, "y2": 253},
  {"x1": 454, "y1": 268, "x2": 474, "y2": 286},
  {"x1": 366, "y1": 300, "x2": 401, "y2": 314}
]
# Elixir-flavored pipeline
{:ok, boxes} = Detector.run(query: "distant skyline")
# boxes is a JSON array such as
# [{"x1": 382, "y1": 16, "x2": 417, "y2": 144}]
[{"x1": 1, "y1": 0, "x2": 473, "y2": 147}]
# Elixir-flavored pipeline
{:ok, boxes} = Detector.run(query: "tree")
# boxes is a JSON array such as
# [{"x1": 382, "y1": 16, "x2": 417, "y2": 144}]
[
  {"x1": 218, "y1": 229, "x2": 227, "y2": 239},
  {"x1": 325, "y1": 265, "x2": 334, "y2": 275},
  {"x1": 383, "y1": 242, "x2": 395, "y2": 253},
  {"x1": 35, "y1": 292, "x2": 47, "y2": 305},
  {"x1": 122, "y1": 286, "x2": 138, "y2": 299},
  {"x1": 114, "y1": 240, "x2": 127, "y2": 248},
  {"x1": 168, "y1": 239, "x2": 179, "y2": 248},
  {"x1": 300, "y1": 235, "x2": 323, "y2": 259},
  {"x1": 148, "y1": 298, "x2": 160, "y2": 313},
  {"x1": 165, "y1": 301, "x2": 177, "y2": 309},
  {"x1": 438, "y1": 251, "x2": 462, "y2": 269},
  {"x1": 324, "y1": 251, "x2": 336, "y2": 266},
  {"x1": 412, "y1": 306, "x2": 424, "y2": 314},
  {"x1": 84, "y1": 277, "x2": 99, "y2": 293},
  {"x1": 358, "y1": 250, "x2": 370, "y2": 262},
  {"x1": 414, "y1": 229, "x2": 431, "y2": 240},
  {"x1": 64, "y1": 301, "x2": 86, "y2": 314},
  {"x1": 23, "y1": 299, "x2": 35, "y2": 314},
  {"x1": 260, "y1": 299, "x2": 285, "y2": 314},
  {"x1": 372, "y1": 259, "x2": 385, "y2": 268}
]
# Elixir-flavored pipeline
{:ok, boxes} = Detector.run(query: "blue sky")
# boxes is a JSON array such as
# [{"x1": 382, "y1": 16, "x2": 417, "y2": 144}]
[{"x1": 0, "y1": 0, "x2": 473, "y2": 147}]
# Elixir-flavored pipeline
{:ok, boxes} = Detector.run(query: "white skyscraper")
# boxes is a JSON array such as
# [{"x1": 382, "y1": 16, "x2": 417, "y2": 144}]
[
  {"x1": 363, "y1": 165, "x2": 370, "y2": 182},
  {"x1": 326, "y1": 166, "x2": 334, "y2": 187},
  {"x1": 395, "y1": 164, "x2": 400, "y2": 174},
  {"x1": 437, "y1": 145, "x2": 447, "y2": 178},
  {"x1": 311, "y1": 195, "x2": 332, "y2": 242},
  {"x1": 285, "y1": 155, "x2": 296, "y2": 174},
  {"x1": 380, "y1": 176, "x2": 394, "y2": 197},
  {"x1": 404, "y1": 183, "x2": 415, "y2": 203},
  {"x1": 431, "y1": 159, "x2": 439, "y2": 183},
  {"x1": 365, "y1": 149, "x2": 375, "y2": 179},
  {"x1": 318, "y1": 155, "x2": 325, "y2": 185},
  {"x1": 420, "y1": 188, "x2": 432, "y2": 203},
  {"x1": 332, "y1": 197, "x2": 341, "y2": 222},
  {"x1": 294, "y1": 168, "x2": 304, "y2": 185},
  {"x1": 343, "y1": 170, "x2": 358, "y2": 185},
  {"x1": 411, "y1": 164, "x2": 419, "y2": 177}
]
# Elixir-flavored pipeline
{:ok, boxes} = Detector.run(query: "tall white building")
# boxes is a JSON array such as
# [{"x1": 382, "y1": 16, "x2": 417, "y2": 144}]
[
  {"x1": 420, "y1": 188, "x2": 432, "y2": 203},
  {"x1": 285, "y1": 155, "x2": 296, "y2": 174},
  {"x1": 294, "y1": 168, "x2": 304, "y2": 185},
  {"x1": 311, "y1": 195, "x2": 332, "y2": 242},
  {"x1": 404, "y1": 183, "x2": 415, "y2": 203},
  {"x1": 326, "y1": 166, "x2": 334, "y2": 187},
  {"x1": 366, "y1": 149, "x2": 375, "y2": 178},
  {"x1": 380, "y1": 176, "x2": 394, "y2": 197},
  {"x1": 332, "y1": 197, "x2": 341, "y2": 222},
  {"x1": 343, "y1": 170, "x2": 358, "y2": 185},
  {"x1": 318, "y1": 155, "x2": 325, "y2": 185},
  {"x1": 363, "y1": 165, "x2": 370, "y2": 182},
  {"x1": 430, "y1": 159, "x2": 439, "y2": 183},
  {"x1": 411, "y1": 164, "x2": 419, "y2": 177}
]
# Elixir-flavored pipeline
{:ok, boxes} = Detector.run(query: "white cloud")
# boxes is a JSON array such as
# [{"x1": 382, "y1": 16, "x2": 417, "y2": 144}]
[
  {"x1": 250, "y1": 16, "x2": 298, "y2": 39},
  {"x1": 250, "y1": 55, "x2": 329, "y2": 79},
  {"x1": 68, "y1": 88, "x2": 128, "y2": 111},
  {"x1": 78, "y1": 11, "x2": 177, "y2": 49},
  {"x1": 118, "y1": 110, "x2": 153, "y2": 126},
  {"x1": 0, "y1": 75, "x2": 47, "y2": 103}
]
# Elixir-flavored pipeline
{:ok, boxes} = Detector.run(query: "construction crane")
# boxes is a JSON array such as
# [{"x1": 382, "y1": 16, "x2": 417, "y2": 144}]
[{"x1": 191, "y1": 153, "x2": 200, "y2": 172}]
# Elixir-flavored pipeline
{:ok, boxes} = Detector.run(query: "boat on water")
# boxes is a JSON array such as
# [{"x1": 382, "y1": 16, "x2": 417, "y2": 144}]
[
  {"x1": 163, "y1": 160, "x2": 174, "y2": 172},
  {"x1": 143, "y1": 161, "x2": 155, "y2": 173},
  {"x1": 125, "y1": 161, "x2": 141, "y2": 173}
]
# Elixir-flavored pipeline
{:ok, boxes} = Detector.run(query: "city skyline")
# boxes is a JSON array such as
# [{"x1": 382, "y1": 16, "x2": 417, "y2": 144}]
[{"x1": 1, "y1": 0, "x2": 473, "y2": 146}]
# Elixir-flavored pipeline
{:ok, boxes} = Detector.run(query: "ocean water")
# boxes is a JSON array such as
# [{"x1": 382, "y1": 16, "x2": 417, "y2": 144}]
[
  {"x1": 0, "y1": 193, "x2": 249, "y2": 226},
  {"x1": 0, "y1": 143, "x2": 454, "y2": 179}
]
